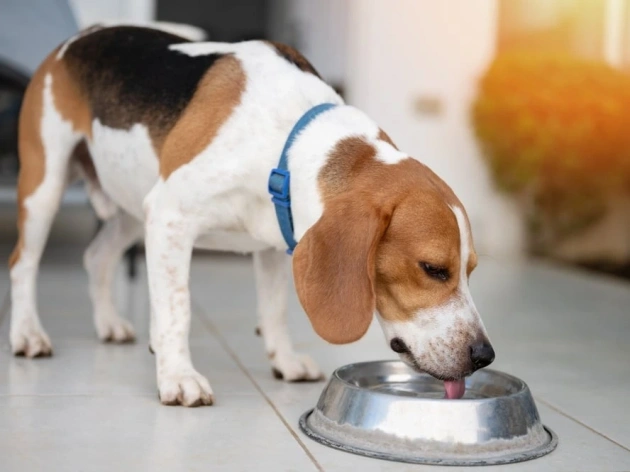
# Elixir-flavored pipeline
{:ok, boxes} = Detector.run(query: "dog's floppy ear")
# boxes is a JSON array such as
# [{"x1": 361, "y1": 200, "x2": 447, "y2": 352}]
[{"x1": 292, "y1": 195, "x2": 391, "y2": 344}]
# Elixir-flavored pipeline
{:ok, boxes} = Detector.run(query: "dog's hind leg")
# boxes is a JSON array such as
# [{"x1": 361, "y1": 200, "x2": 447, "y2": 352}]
[
  {"x1": 9, "y1": 69, "x2": 82, "y2": 357},
  {"x1": 72, "y1": 140, "x2": 140, "y2": 342},
  {"x1": 84, "y1": 210, "x2": 142, "y2": 343},
  {"x1": 253, "y1": 248, "x2": 323, "y2": 381}
]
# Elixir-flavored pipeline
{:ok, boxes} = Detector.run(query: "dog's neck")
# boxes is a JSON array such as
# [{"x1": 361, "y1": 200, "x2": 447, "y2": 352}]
[{"x1": 286, "y1": 105, "x2": 406, "y2": 244}]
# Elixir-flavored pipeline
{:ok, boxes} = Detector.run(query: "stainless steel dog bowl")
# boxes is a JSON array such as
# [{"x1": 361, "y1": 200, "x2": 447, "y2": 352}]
[{"x1": 299, "y1": 361, "x2": 557, "y2": 466}]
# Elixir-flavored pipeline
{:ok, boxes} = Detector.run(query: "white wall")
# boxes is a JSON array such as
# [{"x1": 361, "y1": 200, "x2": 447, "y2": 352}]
[
  {"x1": 68, "y1": 0, "x2": 156, "y2": 27},
  {"x1": 344, "y1": 0, "x2": 524, "y2": 259},
  {"x1": 67, "y1": 0, "x2": 206, "y2": 41}
]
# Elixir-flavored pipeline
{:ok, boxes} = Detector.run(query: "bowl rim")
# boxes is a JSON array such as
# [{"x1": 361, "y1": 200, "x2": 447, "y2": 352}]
[{"x1": 330, "y1": 360, "x2": 530, "y2": 403}]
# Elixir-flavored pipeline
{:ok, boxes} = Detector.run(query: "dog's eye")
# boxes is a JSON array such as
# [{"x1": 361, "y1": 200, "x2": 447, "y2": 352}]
[{"x1": 420, "y1": 262, "x2": 449, "y2": 281}]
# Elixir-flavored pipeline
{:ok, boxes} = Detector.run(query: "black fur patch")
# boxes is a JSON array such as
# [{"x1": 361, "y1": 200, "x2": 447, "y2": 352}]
[
  {"x1": 267, "y1": 41, "x2": 320, "y2": 78},
  {"x1": 64, "y1": 26, "x2": 226, "y2": 143}
]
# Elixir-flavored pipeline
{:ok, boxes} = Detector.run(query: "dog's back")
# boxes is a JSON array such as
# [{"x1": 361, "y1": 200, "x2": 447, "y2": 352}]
[
  {"x1": 16, "y1": 25, "x2": 339, "y2": 220},
  {"x1": 62, "y1": 27, "x2": 242, "y2": 154}
]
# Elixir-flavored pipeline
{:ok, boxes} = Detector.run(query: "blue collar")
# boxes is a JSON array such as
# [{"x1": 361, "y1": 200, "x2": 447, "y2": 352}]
[{"x1": 268, "y1": 103, "x2": 337, "y2": 255}]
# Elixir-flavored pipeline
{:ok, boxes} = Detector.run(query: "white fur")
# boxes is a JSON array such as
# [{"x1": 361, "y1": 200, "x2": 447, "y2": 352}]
[
  {"x1": 377, "y1": 205, "x2": 489, "y2": 379},
  {"x1": 373, "y1": 139, "x2": 408, "y2": 165},
  {"x1": 89, "y1": 121, "x2": 159, "y2": 220},
  {"x1": 169, "y1": 42, "x2": 238, "y2": 56},
  {"x1": 451, "y1": 205, "x2": 488, "y2": 337},
  {"x1": 195, "y1": 231, "x2": 269, "y2": 253}
]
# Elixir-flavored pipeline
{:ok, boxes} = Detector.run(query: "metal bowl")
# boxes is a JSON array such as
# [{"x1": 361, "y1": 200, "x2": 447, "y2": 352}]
[{"x1": 299, "y1": 361, "x2": 557, "y2": 466}]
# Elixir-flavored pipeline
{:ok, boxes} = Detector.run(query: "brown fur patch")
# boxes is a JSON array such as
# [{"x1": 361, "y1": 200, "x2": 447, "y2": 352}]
[
  {"x1": 266, "y1": 41, "x2": 320, "y2": 77},
  {"x1": 293, "y1": 192, "x2": 391, "y2": 344},
  {"x1": 9, "y1": 49, "x2": 93, "y2": 268},
  {"x1": 374, "y1": 192, "x2": 460, "y2": 322},
  {"x1": 50, "y1": 61, "x2": 92, "y2": 137},
  {"x1": 378, "y1": 129, "x2": 397, "y2": 149},
  {"x1": 371, "y1": 158, "x2": 463, "y2": 322},
  {"x1": 9, "y1": 58, "x2": 46, "y2": 267},
  {"x1": 160, "y1": 56, "x2": 246, "y2": 179},
  {"x1": 293, "y1": 136, "x2": 473, "y2": 338},
  {"x1": 319, "y1": 136, "x2": 377, "y2": 199}
]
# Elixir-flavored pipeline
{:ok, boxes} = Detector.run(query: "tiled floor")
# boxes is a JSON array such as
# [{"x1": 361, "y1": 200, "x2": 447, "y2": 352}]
[{"x1": 1, "y1": 245, "x2": 629, "y2": 471}]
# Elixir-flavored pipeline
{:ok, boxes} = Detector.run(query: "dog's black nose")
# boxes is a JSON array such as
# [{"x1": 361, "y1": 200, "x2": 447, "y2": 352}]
[
  {"x1": 390, "y1": 337, "x2": 409, "y2": 354},
  {"x1": 470, "y1": 341, "x2": 495, "y2": 369}
]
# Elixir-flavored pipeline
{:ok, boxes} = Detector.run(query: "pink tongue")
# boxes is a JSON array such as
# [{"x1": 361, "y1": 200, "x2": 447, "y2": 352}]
[{"x1": 444, "y1": 379, "x2": 466, "y2": 399}]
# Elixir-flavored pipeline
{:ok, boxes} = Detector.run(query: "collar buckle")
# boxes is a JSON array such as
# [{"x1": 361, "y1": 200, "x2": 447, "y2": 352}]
[{"x1": 268, "y1": 168, "x2": 291, "y2": 208}]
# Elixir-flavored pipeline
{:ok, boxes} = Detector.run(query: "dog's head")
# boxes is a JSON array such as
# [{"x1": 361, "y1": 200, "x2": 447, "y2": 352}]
[{"x1": 293, "y1": 136, "x2": 493, "y2": 397}]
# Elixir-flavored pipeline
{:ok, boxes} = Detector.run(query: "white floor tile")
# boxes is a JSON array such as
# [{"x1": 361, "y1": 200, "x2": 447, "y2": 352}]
[
  {"x1": 471, "y1": 260, "x2": 630, "y2": 448},
  {"x1": 0, "y1": 395, "x2": 318, "y2": 472},
  {"x1": 0, "y1": 337, "x2": 258, "y2": 398},
  {"x1": 1, "y1": 245, "x2": 629, "y2": 471},
  {"x1": 190, "y1": 254, "x2": 630, "y2": 471},
  {"x1": 194, "y1": 325, "x2": 630, "y2": 471}
]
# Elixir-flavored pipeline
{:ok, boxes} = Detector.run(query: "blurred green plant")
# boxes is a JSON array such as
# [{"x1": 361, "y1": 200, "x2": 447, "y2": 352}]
[{"x1": 472, "y1": 53, "x2": 630, "y2": 251}]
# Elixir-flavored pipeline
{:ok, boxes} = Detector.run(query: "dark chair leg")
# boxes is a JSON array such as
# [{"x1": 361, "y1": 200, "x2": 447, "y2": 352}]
[{"x1": 126, "y1": 243, "x2": 139, "y2": 280}]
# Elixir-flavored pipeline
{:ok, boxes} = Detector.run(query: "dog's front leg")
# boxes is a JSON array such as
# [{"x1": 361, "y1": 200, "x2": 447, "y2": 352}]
[
  {"x1": 254, "y1": 248, "x2": 322, "y2": 381},
  {"x1": 144, "y1": 192, "x2": 213, "y2": 407}
]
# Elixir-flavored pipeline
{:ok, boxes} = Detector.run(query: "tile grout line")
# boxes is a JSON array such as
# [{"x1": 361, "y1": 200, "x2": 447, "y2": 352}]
[
  {"x1": 0, "y1": 393, "x2": 157, "y2": 398},
  {"x1": 192, "y1": 301, "x2": 325, "y2": 472},
  {"x1": 535, "y1": 396, "x2": 630, "y2": 453}
]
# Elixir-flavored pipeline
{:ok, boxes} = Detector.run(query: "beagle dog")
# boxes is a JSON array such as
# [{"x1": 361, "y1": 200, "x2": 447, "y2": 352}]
[{"x1": 9, "y1": 26, "x2": 494, "y2": 406}]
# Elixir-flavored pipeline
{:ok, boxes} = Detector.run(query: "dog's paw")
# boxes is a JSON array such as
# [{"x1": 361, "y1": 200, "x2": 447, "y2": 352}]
[
  {"x1": 95, "y1": 314, "x2": 136, "y2": 343},
  {"x1": 11, "y1": 319, "x2": 53, "y2": 358},
  {"x1": 271, "y1": 351, "x2": 323, "y2": 382},
  {"x1": 158, "y1": 370, "x2": 214, "y2": 407}
]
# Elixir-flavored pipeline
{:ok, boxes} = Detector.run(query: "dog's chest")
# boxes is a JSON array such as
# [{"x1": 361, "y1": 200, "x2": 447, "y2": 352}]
[{"x1": 194, "y1": 230, "x2": 270, "y2": 253}]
